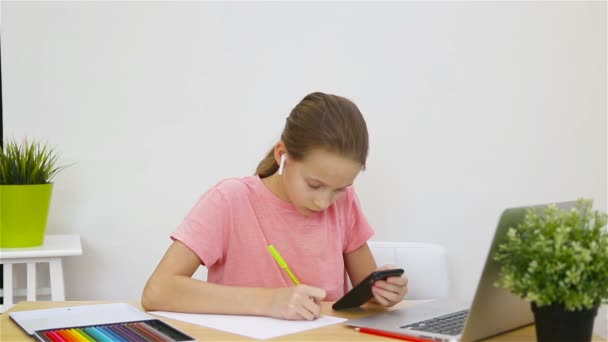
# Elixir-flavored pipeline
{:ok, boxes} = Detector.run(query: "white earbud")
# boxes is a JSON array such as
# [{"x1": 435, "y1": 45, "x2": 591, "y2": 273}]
[{"x1": 278, "y1": 154, "x2": 286, "y2": 175}]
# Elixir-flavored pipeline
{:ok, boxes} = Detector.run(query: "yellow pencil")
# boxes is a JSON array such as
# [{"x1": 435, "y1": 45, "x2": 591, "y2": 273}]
[{"x1": 268, "y1": 245, "x2": 300, "y2": 285}]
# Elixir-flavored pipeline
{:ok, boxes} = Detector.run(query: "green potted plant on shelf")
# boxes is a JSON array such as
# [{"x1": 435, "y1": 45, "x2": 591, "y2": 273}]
[
  {"x1": 0, "y1": 138, "x2": 68, "y2": 247},
  {"x1": 494, "y1": 198, "x2": 608, "y2": 342}
]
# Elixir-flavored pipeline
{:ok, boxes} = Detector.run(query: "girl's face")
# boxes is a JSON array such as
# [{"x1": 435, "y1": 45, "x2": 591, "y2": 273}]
[{"x1": 281, "y1": 148, "x2": 362, "y2": 216}]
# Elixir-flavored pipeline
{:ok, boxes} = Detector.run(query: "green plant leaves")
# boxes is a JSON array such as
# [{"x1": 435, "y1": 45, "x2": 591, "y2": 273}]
[
  {"x1": 494, "y1": 199, "x2": 608, "y2": 311},
  {"x1": 0, "y1": 138, "x2": 68, "y2": 184}
]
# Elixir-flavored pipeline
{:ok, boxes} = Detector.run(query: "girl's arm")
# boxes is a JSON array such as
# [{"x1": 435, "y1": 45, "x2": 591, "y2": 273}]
[
  {"x1": 343, "y1": 242, "x2": 378, "y2": 286},
  {"x1": 344, "y1": 242, "x2": 409, "y2": 306},
  {"x1": 141, "y1": 241, "x2": 325, "y2": 320}
]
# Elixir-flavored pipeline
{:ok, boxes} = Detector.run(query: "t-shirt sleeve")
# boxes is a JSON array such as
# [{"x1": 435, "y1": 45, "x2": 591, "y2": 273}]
[
  {"x1": 171, "y1": 187, "x2": 230, "y2": 267},
  {"x1": 343, "y1": 188, "x2": 375, "y2": 253}
]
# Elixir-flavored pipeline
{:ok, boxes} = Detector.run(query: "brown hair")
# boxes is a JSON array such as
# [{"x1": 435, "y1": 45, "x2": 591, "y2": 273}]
[{"x1": 255, "y1": 92, "x2": 369, "y2": 178}]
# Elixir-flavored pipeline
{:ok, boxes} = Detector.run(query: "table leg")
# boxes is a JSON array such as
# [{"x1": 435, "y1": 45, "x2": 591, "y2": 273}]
[
  {"x1": 49, "y1": 259, "x2": 65, "y2": 301},
  {"x1": 27, "y1": 263, "x2": 37, "y2": 301},
  {"x1": 3, "y1": 264, "x2": 13, "y2": 307}
]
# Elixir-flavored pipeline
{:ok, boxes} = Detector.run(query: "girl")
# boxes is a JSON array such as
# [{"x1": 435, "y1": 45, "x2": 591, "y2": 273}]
[{"x1": 142, "y1": 92, "x2": 408, "y2": 320}]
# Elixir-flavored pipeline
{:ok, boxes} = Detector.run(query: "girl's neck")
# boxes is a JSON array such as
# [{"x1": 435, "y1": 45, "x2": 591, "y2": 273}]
[{"x1": 261, "y1": 173, "x2": 290, "y2": 203}]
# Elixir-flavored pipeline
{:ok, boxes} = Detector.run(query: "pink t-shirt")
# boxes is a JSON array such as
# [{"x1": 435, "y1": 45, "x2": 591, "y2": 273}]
[{"x1": 171, "y1": 176, "x2": 374, "y2": 301}]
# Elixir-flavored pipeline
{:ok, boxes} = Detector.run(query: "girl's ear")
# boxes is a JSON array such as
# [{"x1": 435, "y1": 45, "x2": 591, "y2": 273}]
[
  {"x1": 273, "y1": 141, "x2": 287, "y2": 165},
  {"x1": 273, "y1": 141, "x2": 287, "y2": 175}
]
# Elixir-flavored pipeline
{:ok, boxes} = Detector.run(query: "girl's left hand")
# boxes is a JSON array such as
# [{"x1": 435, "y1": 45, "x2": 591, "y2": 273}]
[{"x1": 371, "y1": 264, "x2": 409, "y2": 307}]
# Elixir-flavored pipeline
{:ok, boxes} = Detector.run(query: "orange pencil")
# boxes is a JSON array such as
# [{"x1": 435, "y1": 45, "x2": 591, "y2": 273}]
[{"x1": 55, "y1": 329, "x2": 78, "y2": 342}]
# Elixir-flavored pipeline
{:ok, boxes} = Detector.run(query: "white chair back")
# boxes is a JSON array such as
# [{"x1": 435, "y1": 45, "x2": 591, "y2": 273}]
[{"x1": 367, "y1": 241, "x2": 450, "y2": 300}]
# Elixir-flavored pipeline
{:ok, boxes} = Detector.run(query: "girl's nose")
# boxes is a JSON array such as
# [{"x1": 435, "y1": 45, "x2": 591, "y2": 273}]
[{"x1": 313, "y1": 198, "x2": 330, "y2": 211}]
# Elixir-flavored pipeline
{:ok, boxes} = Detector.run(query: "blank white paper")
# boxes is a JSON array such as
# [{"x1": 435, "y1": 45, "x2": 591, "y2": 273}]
[{"x1": 149, "y1": 311, "x2": 347, "y2": 340}]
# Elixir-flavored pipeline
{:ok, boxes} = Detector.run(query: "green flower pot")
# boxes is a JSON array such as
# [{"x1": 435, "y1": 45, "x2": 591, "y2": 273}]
[{"x1": 0, "y1": 184, "x2": 53, "y2": 247}]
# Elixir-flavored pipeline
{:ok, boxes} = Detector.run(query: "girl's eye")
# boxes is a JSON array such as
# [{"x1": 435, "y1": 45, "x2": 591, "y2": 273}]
[{"x1": 308, "y1": 184, "x2": 322, "y2": 190}]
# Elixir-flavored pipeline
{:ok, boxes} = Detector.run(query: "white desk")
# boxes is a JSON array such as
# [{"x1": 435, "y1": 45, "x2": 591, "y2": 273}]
[{"x1": 0, "y1": 234, "x2": 82, "y2": 312}]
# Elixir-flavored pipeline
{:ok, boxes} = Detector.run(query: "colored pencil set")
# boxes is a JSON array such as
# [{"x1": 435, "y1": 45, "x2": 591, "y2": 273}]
[{"x1": 34, "y1": 319, "x2": 193, "y2": 342}]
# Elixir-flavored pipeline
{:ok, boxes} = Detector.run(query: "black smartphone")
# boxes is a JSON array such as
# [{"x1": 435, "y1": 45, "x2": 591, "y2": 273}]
[{"x1": 332, "y1": 268, "x2": 405, "y2": 310}]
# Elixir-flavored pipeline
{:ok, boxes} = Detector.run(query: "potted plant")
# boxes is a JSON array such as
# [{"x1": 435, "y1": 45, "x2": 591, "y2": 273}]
[
  {"x1": 494, "y1": 199, "x2": 608, "y2": 342},
  {"x1": 0, "y1": 138, "x2": 67, "y2": 247}
]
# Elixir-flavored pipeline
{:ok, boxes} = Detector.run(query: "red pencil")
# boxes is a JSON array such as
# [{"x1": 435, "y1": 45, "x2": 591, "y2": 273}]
[{"x1": 354, "y1": 327, "x2": 437, "y2": 342}]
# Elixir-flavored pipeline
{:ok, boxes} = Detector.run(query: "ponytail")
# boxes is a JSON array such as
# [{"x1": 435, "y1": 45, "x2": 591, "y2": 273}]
[{"x1": 255, "y1": 148, "x2": 279, "y2": 178}]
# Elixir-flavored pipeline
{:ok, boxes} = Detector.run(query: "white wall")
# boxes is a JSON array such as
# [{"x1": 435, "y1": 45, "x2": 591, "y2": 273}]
[{"x1": 3, "y1": 1, "x2": 606, "y2": 336}]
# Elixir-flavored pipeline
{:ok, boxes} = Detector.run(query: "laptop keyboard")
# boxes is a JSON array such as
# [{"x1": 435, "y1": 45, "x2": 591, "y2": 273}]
[{"x1": 400, "y1": 309, "x2": 469, "y2": 336}]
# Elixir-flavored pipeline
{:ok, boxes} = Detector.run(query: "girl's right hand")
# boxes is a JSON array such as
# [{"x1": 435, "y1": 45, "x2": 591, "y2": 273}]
[{"x1": 268, "y1": 285, "x2": 326, "y2": 320}]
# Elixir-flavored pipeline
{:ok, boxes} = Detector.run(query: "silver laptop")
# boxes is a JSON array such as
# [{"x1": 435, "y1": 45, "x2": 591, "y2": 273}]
[{"x1": 347, "y1": 201, "x2": 577, "y2": 342}]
